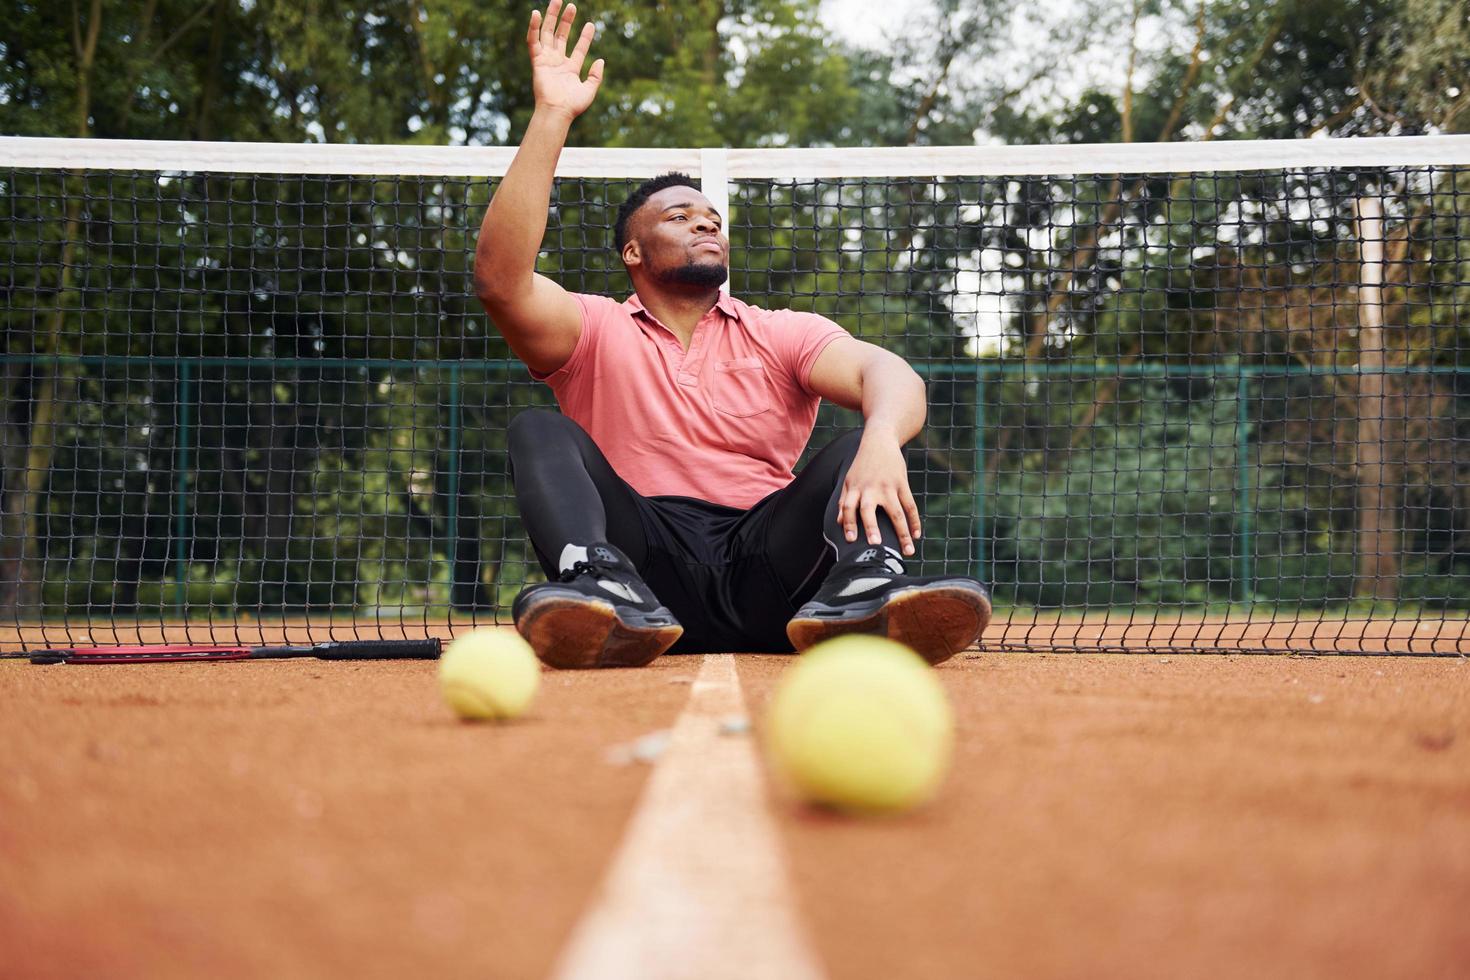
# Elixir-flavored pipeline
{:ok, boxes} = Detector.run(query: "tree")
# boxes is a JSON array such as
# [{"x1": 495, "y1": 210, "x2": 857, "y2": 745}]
[
  {"x1": 0, "y1": 0, "x2": 874, "y2": 622},
  {"x1": 845, "y1": 0, "x2": 1470, "y2": 607},
  {"x1": 3, "y1": 0, "x2": 1466, "y2": 624}
]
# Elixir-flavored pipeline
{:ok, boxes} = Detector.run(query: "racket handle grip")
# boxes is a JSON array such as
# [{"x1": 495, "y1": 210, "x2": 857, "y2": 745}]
[{"x1": 311, "y1": 639, "x2": 443, "y2": 660}]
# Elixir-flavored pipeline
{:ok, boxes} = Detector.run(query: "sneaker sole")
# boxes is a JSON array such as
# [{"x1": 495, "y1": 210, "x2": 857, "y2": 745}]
[
  {"x1": 785, "y1": 581, "x2": 992, "y2": 666},
  {"x1": 515, "y1": 592, "x2": 684, "y2": 669}
]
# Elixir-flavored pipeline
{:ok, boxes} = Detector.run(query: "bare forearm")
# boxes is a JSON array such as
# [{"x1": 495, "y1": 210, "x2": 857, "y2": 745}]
[
  {"x1": 859, "y1": 358, "x2": 927, "y2": 444},
  {"x1": 473, "y1": 108, "x2": 575, "y2": 300}
]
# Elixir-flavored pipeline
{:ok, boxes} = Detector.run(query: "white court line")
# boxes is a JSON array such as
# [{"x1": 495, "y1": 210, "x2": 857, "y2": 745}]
[{"x1": 552, "y1": 654, "x2": 825, "y2": 980}]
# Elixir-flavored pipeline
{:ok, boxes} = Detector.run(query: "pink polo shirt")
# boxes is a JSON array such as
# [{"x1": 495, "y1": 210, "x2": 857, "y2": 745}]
[{"x1": 531, "y1": 292, "x2": 849, "y2": 509}]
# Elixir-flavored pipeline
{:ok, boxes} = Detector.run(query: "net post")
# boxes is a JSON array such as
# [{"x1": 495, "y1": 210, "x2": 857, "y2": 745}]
[
  {"x1": 1234, "y1": 366, "x2": 1255, "y2": 606},
  {"x1": 173, "y1": 361, "x2": 193, "y2": 616},
  {"x1": 699, "y1": 149, "x2": 731, "y2": 295}
]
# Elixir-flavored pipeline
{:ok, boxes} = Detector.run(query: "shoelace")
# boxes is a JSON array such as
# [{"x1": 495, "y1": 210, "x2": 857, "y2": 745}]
[
  {"x1": 849, "y1": 547, "x2": 907, "y2": 577},
  {"x1": 557, "y1": 559, "x2": 617, "y2": 584}
]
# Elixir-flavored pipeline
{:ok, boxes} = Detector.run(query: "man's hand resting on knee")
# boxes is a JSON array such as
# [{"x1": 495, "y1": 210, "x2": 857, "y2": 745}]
[{"x1": 836, "y1": 431, "x2": 923, "y2": 557}]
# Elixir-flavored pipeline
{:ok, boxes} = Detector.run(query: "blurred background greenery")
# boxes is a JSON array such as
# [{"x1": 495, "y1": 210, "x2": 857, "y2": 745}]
[{"x1": 0, "y1": 0, "x2": 1467, "y2": 628}]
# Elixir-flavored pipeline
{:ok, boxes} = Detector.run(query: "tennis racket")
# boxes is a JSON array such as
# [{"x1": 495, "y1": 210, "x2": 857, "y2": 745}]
[{"x1": 16, "y1": 638, "x2": 442, "y2": 665}]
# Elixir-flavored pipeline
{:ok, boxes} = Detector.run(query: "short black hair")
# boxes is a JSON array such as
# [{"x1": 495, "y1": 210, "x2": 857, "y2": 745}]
[{"x1": 614, "y1": 172, "x2": 701, "y2": 254}]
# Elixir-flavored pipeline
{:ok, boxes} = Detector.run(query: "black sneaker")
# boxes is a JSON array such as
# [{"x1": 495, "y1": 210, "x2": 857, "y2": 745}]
[
  {"x1": 786, "y1": 546, "x2": 992, "y2": 665},
  {"x1": 512, "y1": 544, "x2": 683, "y2": 669}
]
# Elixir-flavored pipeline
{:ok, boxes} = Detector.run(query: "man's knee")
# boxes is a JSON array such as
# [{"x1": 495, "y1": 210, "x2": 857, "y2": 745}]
[
  {"x1": 812, "y1": 429, "x2": 864, "y2": 471},
  {"x1": 826, "y1": 429, "x2": 864, "y2": 456},
  {"x1": 787, "y1": 429, "x2": 864, "y2": 497},
  {"x1": 507, "y1": 408, "x2": 580, "y2": 461}
]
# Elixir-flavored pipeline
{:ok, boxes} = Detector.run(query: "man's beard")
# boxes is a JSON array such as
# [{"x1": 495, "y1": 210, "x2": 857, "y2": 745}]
[{"x1": 658, "y1": 260, "x2": 728, "y2": 289}]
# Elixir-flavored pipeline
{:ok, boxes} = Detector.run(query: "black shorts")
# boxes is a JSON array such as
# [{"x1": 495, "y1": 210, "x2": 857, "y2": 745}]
[{"x1": 628, "y1": 492, "x2": 831, "y2": 654}]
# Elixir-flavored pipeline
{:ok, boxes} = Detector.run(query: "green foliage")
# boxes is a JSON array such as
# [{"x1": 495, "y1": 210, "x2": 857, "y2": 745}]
[
  {"x1": 0, "y1": 0, "x2": 861, "y2": 147},
  {"x1": 4, "y1": 0, "x2": 1470, "y2": 628},
  {"x1": 988, "y1": 379, "x2": 1244, "y2": 608}
]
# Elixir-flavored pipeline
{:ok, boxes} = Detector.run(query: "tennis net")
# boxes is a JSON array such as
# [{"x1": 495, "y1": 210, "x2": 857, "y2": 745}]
[{"x1": 2, "y1": 135, "x2": 1469, "y2": 654}]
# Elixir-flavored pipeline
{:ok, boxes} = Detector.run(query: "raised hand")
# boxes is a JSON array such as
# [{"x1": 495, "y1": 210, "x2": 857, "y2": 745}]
[{"x1": 527, "y1": 1, "x2": 605, "y2": 119}]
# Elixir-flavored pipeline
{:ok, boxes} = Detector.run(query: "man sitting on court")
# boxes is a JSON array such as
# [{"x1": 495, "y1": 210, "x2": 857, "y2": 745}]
[{"x1": 473, "y1": 1, "x2": 991, "y2": 669}]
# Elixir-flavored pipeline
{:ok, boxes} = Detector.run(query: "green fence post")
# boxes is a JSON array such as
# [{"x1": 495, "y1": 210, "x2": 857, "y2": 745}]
[
  {"x1": 1235, "y1": 368, "x2": 1254, "y2": 605},
  {"x1": 446, "y1": 362, "x2": 462, "y2": 570},
  {"x1": 174, "y1": 361, "x2": 193, "y2": 616},
  {"x1": 974, "y1": 373, "x2": 986, "y2": 582}
]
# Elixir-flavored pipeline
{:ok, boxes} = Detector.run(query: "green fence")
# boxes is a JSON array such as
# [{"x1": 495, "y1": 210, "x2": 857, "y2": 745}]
[{"x1": 11, "y1": 353, "x2": 1470, "y2": 634}]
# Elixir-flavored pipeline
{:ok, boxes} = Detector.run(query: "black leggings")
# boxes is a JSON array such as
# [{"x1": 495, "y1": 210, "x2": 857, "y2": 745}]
[{"x1": 506, "y1": 409, "x2": 903, "y2": 651}]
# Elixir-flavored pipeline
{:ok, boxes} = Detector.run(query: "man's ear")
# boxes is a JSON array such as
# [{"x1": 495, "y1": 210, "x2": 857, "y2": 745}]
[{"x1": 622, "y1": 239, "x2": 642, "y2": 269}]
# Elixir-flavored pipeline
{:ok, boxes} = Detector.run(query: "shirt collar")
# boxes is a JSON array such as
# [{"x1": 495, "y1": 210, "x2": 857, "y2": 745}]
[
  {"x1": 713, "y1": 292, "x2": 741, "y2": 318},
  {"x1": 624, "y1": 292, "x2": 741, "y2": 320}
]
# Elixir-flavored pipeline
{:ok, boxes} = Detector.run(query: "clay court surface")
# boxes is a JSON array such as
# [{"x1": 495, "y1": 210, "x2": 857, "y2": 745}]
[{"x1": 3, "y1": 642, "x2": 1468, "y2": 979}]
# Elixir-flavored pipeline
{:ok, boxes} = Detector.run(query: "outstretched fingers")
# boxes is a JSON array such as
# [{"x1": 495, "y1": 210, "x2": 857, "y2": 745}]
[
  {"x1": 531, "y1": 2, "x2": 596, "y2": 68},
  {"x1": 568, "y1": 20, "x2": 596, "y2": 71},
  {"x1": 526, "y1": 0, "x2": 603, "y2": 111},
  {"x1": 532, "y1": 1, "x2": 566, "y2": 51},
  {"x1": 554, "y1": 2, "x2": 578, "y2": 49},
  {"x1": 539, "y1": 1, "x2": 561, "y2": 47}
]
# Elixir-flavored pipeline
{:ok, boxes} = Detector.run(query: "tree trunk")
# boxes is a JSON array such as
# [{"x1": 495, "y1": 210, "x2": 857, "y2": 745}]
[
  {"x1": 192, "y1": 0, "x2": 231, "y2": 140},
  {"x1": 249, "y1": 395, "x2": 316, "y2": 605},
  {"x1": 0, "y1": 362, "x2": 34, "y2": 610},
  {"x1": 0, "y1": 0, "x2": 103, "y2": 618},
  {"x1": 450, "y1": 510, "x2": 492, "y2": 611},
  {"x1": 2, "y1": 189, "x2": 84, "y2": 618},
  {"x1": 13, "y1": 350, "x2": 72, "y2": 615},
  {"x1": 700, "y1": 0, "x2": 722, "y2": 91},
  {"x1": 1352, "y1": 196, "x2": 1399, "y2": 601}
]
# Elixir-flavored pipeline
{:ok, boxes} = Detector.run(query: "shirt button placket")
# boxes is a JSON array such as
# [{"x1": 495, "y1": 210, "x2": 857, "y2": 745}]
[{"x1": 679, "y1": 322, "x2": 707, "y2": 388}]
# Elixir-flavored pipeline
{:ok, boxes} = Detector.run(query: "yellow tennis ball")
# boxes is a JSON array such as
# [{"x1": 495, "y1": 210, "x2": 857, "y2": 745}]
[
  {"x1": 438, "y1": 629, "x2": 541, "y2": 721},
  {"x1": 765, "y1": 635, "x2": 954, "y2": 813}
]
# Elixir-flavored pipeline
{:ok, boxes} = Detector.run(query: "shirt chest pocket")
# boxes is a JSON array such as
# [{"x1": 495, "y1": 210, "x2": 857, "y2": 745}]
[{"x1": 711, "y1": 357, "x2": 773, "y2": 418}]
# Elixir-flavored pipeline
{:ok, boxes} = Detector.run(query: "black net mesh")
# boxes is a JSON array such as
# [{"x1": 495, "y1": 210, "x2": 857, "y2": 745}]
[{"x1": 2, "y1": 158, "x2": 1468, "y2": 653}]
